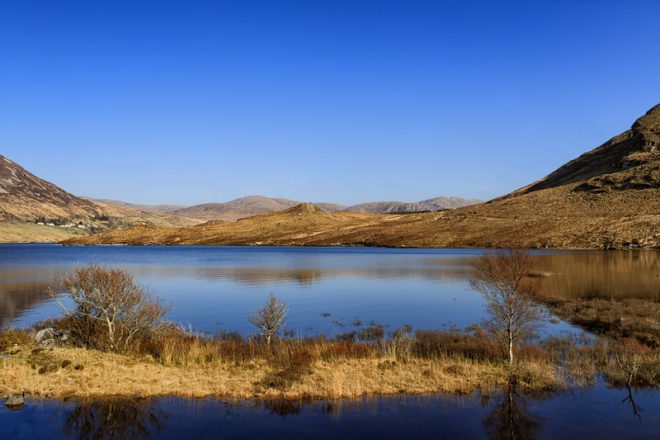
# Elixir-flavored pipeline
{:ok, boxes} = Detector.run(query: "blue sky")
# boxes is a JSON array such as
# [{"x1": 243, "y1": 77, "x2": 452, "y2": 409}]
[{"x1": 1, "y1": 0, "x2": 659, "y2": 206}]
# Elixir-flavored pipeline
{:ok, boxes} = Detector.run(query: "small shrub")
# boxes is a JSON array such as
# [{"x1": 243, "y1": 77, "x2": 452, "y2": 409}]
[
  {"x1": 358, "y1": 324, "x2": 384, "y2": 343},
  {"x1": 250, "y1": 293, "x2": 287, "y2": 347},
  {"x1": 52, "y1": 265, "x2": 168, "y2": 352}
]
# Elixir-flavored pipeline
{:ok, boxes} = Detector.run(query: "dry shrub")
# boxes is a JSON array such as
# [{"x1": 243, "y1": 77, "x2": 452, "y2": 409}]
[
  {"x1": 262, "y1": 345, "x2": 315, "y2": 390},
  {"x1": 517, "y1": 344, "x2": 551, "y2": 363},
  {"x1": 390, "y1": 325, "x2": 414, "y2": 360},
  {"x1": 52, "y1": 265, "x2": 168, "y2": 353},
  {"x1": 604, "y1": 338, "x2": 660, "y2": 387},
  {"x1": 0, "y1": 327, "x2": 32, "y2": 351},
  {"x1": 335, "y1": 324, "x2": 385, "y2": 345},
  {"x1": 413, "y1": 329, "x2": 500, "y2": 361},
  {"x1": 250, "y1": 293, "x2": 287, "y2": 346},
  {"x1": 318, "y1": 339, "x2": 373, "y2": 359}
]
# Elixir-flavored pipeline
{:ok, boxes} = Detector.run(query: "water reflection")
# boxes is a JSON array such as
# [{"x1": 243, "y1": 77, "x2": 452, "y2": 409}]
[
  {"x1": 1, "y1": 383, "x2": 656, "y2": 439},
  {"x1": 63, "y1": 398, "x2": 166, "y2": 440},
  {"x1": 1, "y1": 246, "x2": 658, "y2": 332},
  {"x1": 483, "y1": 385, "x2": 541, "y2": 440},
  {"x1": 534, "y1": 251, "x2": 660, "y2": 301},
  {"x1": 621, "y1": 385, "x2": 643, "y2": 422}
]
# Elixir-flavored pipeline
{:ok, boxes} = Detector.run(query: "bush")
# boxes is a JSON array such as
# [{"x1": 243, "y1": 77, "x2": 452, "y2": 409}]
[
  {"x1": 250, "y1": 293, "x2": 287, "y2": 346},
  {"x1": 52, "y1": 265, "x2": 167, "y2": 352},
  {"x1": 413, "y1": 329, "x2": 500, "y2": 361}
]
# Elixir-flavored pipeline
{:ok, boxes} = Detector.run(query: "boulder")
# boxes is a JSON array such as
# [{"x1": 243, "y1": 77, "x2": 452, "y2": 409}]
[
  {"x1": 4, "y1": 393, "x2": 25, "y2": 409},
  {"x1": 33, "y1": 328, "x2": 70, "y2": 347},
  {"x1": 34, "y1": 328, "x2": 55, "y2": 343}
]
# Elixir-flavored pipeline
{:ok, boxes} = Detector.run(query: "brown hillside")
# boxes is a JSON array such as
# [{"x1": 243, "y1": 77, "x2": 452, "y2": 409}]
[
  {"x1": 0, "y1": 155, "x2": 100, "y2": 222},
  {"x1": 0, "y1": 155, "x2": 200, "y2": 242},
  {"x1": 64, "y1": 105, "x2": 660, "y2": 249}
]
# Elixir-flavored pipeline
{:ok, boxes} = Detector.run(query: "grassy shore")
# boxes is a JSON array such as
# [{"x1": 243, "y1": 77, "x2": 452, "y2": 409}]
[
  {"x1": 1, "y1": 327, "x2": 561, "y2": 400},
  {"x1": 542, "y1": 296, "x2": 660, "y2": 348}
]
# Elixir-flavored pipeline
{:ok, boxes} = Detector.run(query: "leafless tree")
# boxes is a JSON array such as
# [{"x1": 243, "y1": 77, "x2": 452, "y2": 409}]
[
  {"x1": 51, "y1": 265, "x2": 167, "y2": 352},
  {"x1": 250, "y1": 293, "x2": 287, "y2": 346},
  {"x1": 470, "y1": 250, "x2": 543, "y2": 366}
]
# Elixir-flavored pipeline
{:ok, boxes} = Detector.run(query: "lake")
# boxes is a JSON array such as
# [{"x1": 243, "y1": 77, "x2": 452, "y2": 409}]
[{"x1": 1, "y1": 244, "x2": 658, "y2": 439}]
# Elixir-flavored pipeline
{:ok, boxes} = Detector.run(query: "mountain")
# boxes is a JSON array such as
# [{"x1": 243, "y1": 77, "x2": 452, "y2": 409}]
[
  {"x1": 65, "y1": 104, "x2": 660, "y2": 249},
  {"x1": 346, "y1": 201, "x2": 427, "y2": 214},
  {"x1": 172, "y1": 196, "x2": 348, "y2": 221},
  {"x1": 173, "y1": 196, "x2": 302, "y2": 221},
  {"x1": 0, "y1": 155, "x2": 101, "y2": 222},
  {"x1": 419, "y1": 196, "x2": 484, "y2": 210},
  {"x1": 346, "y1": 197, "x2": 481, "y2": 214},
  {"x1": 90, "y1": 199, "x2": 187, "y2": 214},
  {"x1": 0, "y1": 155, "x2": 199, "y2": 242},
  {"x1": 171, "y1": 195, "x2": 477, "y2": 220}
]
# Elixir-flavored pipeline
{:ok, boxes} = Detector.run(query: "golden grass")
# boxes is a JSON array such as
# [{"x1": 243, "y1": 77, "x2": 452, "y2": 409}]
[
  {"x1": 0, "y1": 222, "x2": 88, "y2": 243},
  {"x1": 0, "y1": 343, "x2": 560, "y2": 400}
]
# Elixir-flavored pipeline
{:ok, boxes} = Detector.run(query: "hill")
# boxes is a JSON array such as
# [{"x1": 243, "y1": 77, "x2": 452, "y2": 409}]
[
  {"x1": 173, "y1": 196, "x2": 301, "y2": 221},
  {"x1": 64, "y1": 104, "x2": 660, "y2": 249},
  {"x1": 0, "y1": 155, "x2": 101, "y2": 222},
  {"x1": 346, "y1": 197, "x2": 481, "y2": 214},
  {"x1": 0, "y1": 155, "x2": 199, "y2": 242},
  {"x1": 89, "y1": 199, "x2": 187, "y2": 214},
  {"x1": 169, "y1": 195, "x2": 478, "y2": 220}
]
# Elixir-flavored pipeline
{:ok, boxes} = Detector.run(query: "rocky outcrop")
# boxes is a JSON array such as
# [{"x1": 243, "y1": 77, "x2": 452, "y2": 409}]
[{"x1": 522, "y1": 104, "x2": 660, "y2": 194}]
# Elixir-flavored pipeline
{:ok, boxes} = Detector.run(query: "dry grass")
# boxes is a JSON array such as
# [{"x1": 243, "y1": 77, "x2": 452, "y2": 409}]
[
  {"x1": 0, "y1": 328, "x2": 561, "y2": 400},
  {"x1": 544, "y1": 297, "x2": 660, "y2": 347},
  {"x1": 0, "y1": 222, "x2": 88, "y2": 243}
]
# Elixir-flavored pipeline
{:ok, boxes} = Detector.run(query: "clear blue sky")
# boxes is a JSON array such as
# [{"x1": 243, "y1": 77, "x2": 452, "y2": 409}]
[{"x1": 1, "y1": 0, "x2": 659, "y2": 206}]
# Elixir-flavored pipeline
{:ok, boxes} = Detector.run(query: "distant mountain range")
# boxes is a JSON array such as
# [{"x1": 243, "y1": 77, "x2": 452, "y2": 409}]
[
  {"x1": 164, "y1": 195, "x2": 481, "y2": 221},
  {"x1": 0, "y1": 154, "x2": 480, "y2": 241},
  {"x1": 66, "y1": 103, "x2": 660, "y2": 249},
  {"x1": 345, "y1": 197, "x2": 482, "y2": 214},
  {"x1": 4, "y1": 104, "x2": 658, "y2": 247}
]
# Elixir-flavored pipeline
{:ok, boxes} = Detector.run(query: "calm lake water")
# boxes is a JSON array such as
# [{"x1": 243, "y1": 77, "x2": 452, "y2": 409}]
[{"x1": 1, "y1": 244, "x2": 658, "y2": 439}]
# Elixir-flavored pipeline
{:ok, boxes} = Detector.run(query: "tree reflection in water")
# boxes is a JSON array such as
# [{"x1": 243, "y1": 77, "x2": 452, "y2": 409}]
[
  {"x1": 483, "y1": 385, "x2": 541, "y2": 440},
  {"x1": 63, "y1": 398, "x2": 166, "y2": 440},
  {"x1": 621, "y1": 385, "x2": 643, "y2": 422}
]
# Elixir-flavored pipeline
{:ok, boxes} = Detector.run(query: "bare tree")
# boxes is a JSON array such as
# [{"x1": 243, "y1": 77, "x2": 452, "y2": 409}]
[
  {"x1": 250, "y1": 293, "x2": 287, "y2": 346},
  {"x1": 51, "y1": 265, "x2": 167, "y2": 352},
  {"x1": 470, "y1": 250, "x2": 543, "y2": 366}
]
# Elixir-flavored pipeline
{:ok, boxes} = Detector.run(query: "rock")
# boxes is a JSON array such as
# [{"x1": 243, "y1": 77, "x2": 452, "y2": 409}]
[
  {"x1": 33, "y1": 328, "x2": 70, "y2": 347},
  {"x1": 34, "y1": 328, "x2": 55, "y2": 343},
  {"x1": 4, "y1": 393, "x2": 25, "y2": 409}
]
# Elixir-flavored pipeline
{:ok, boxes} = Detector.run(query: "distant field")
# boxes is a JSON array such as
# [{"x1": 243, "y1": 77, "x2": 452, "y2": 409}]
[{"x1": 0, "y1": 222, "x2": 88, "y2": 243}]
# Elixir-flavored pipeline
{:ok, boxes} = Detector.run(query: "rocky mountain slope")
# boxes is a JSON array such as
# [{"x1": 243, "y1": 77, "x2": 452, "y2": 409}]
[
  {"x1": 346, "y1": 197, "x2": 481, "y2": 214},
  {"x1": 65, "y1": 104, "x2": 660, "y2": 249},
  {"x1": 0, "y1": 155, "x2": 199, "y2": 242},
  {"x1": 0, "y1": 155, "x2": 100, "y2": 222}
]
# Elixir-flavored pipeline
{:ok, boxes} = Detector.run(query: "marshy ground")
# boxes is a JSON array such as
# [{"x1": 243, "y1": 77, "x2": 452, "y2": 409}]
[{"x1": 1, "y1": 323, "x2": 658, "y2": 402}]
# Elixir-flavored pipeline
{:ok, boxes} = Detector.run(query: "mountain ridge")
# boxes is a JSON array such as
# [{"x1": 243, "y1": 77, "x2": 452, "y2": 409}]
[{"x1": 64, "y1": 104, "x2": 660, "y2": 249}]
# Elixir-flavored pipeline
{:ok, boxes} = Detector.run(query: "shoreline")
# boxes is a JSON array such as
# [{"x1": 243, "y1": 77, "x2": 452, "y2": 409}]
[
  {"x1": 5, "y1": 240, "x2": 659, "y2": 251},
  {"x1": 1, "y1": 343, "x2": 560, "y2": 402}
]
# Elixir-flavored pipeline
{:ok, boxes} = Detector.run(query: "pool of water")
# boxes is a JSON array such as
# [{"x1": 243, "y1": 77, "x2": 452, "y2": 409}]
[
  {"x1": 5, "y1": 244, "x2": 656, "y2": 336},
  {"x1": 1, "y1": 244, "x2": 658, "y2": 439},
  {"x1": 1, "y1": 382, "x2": 658, "y2": 439}
]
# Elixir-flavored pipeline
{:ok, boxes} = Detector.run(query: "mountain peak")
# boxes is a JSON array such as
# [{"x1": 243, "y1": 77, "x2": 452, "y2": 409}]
[
  {"x1": 520, "y1": 103, "x2": 660, "y2": 194},
  {"x1": 283, "y1": 203, "x2": 325, "y2": 215}
]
